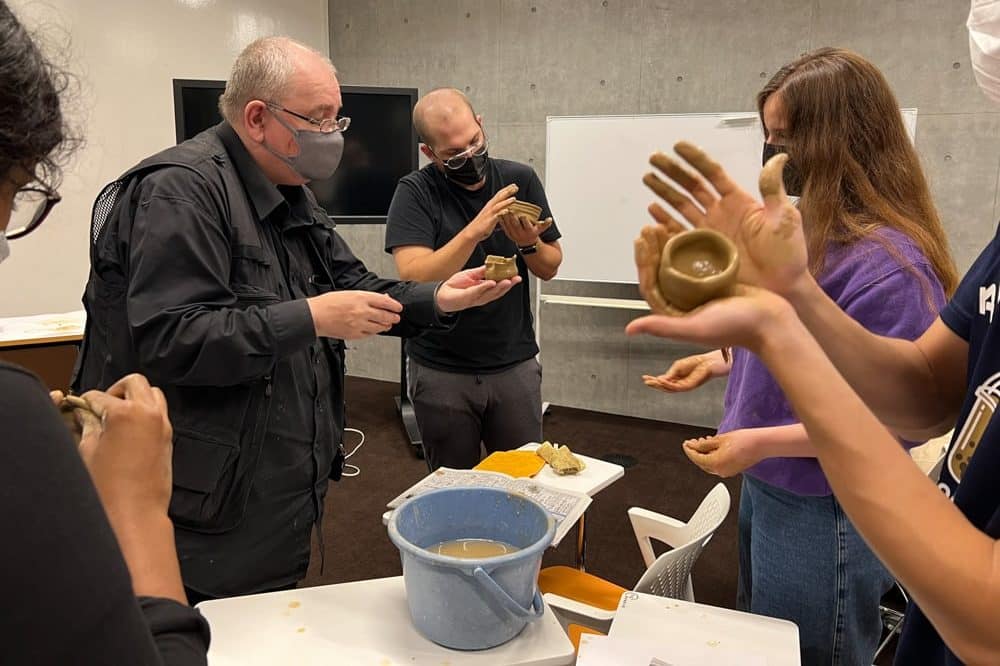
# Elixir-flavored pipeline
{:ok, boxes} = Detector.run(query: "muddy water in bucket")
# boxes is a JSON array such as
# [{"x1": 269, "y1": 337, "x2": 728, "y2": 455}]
[{"x1": 387, "y1": 486, "x2": 555, "y2": 650}]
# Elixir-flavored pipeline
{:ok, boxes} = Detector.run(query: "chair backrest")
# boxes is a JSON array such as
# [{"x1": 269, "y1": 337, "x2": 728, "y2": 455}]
[
  {"x1": 628, "y1": 483, "x2": 731, "y2": 601},
  {"x1": 927, "y1": 450, "x2": 947, "y2": 484},
  {"x1": 912, "y1": 430, "x2": 952, "y2": 481}
]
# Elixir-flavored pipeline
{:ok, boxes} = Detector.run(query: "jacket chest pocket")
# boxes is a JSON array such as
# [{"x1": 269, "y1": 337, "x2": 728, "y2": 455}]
[{"x1": 231, "y1": 243, "x2": 279, "y2": 294}]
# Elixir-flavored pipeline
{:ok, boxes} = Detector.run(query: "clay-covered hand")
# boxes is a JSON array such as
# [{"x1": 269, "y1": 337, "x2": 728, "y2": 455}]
[
  {"x1": 643, "y1": 352, "x2": 727, "y2": 393},
  {"x1": 52, "y1": 390, "x2": 103, "y2": 444},
  {"x1": 436, "y1": 265, "x2": 522, "y2": 313},
  {"x1": 498, "y1": 211, "x2": 552, "y2": 247},
  {"x1": 466, "y1": 184, "x2": 519, "y2": 242},
  {"x1": 682, "y1": 430, "x2": 761, "y2": 478},
  {"x1": 626, "y1": 284, "x2": 794, "y2": 354},
  {"x1": 78, "y1": 374, "x2": 174, "y2": 518},
  {"x1": 634, "y1": 221, "x2": 685, "y2": 316},
  {"x1": 641, "y1": 142, "x2": 809, "y2": 298}
]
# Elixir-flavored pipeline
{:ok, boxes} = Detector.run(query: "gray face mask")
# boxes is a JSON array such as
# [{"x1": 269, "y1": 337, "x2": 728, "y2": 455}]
[
  {"x1": 265, "y1": 110, "x2": 345, "y2": 182},
  {"x1": 0, "y1": 231, "x2": 8, "y2": 265}
]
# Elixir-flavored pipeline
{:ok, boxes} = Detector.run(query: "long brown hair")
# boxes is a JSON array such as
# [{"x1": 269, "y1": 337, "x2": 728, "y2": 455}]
[{"x1": 757, "y1": 47, "x2": 958, "y2": 298}]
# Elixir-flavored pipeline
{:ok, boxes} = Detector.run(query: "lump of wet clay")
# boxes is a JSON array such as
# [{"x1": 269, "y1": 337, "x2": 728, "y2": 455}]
[
  {"x1": 657, "y1": 229, "x2": 739, "y2": 312},
  {"x1": 537, "y1": 441, "x2": 586, "y2": 475},
  {"x1": 59, "y1": 395, "x2": 102, "y2": 444},
  {"x1": 484, "y1": 255, "x2": 518, "y2": 281}
]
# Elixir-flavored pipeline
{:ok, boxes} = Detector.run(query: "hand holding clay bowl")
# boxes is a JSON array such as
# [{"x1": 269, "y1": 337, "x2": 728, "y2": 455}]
[
  {"x1": 505, "y1": 199, "x2": 553, "y2": 233},
  {"x1": 635, "y1": 225, "x2": 739, "y2": 315}
]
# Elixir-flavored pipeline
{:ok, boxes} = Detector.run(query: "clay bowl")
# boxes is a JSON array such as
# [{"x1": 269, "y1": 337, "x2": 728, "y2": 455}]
[{"x1": 658, "y1": 229, "x2": 739, "y2": 311}]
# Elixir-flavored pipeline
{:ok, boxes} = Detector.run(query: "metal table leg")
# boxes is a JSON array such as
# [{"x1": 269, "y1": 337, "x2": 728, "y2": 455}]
[{"x1": 395, "y1": 342, "x2": 423, "y2": 457}]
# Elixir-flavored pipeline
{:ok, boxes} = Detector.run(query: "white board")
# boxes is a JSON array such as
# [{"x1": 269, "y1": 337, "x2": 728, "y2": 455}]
[{"x1": 545, "y1": 109, "x2": 918, "y2": 284}]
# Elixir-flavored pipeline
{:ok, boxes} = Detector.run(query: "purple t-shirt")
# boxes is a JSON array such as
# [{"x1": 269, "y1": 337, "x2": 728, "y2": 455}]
[{"x1": 717, "y1": 227, "x2": 946, "y2": 496}]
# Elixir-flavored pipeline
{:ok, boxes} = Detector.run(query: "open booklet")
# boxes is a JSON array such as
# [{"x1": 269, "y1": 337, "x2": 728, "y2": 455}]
[{"x1": 386, "y1": 467, "x2": 592, "y2": 547}]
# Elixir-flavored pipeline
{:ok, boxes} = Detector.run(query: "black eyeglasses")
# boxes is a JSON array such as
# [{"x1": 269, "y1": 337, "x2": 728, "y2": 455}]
[
  {"x1": 266, "y1": 102, "x2": 351, "y2": 134},
  {"x1": 8, "y1": 186, "x2": 61, "y2": 240},
  {"x1": 436, "y1": 131, "x2": 489, "y2": 170}
]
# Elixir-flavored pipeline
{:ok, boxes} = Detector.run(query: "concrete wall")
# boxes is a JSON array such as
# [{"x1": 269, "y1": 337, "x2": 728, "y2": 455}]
[
  {"x1": 2, "y1": 0, "x2": 329, "y2": 315},
  {"x1": 328, "y1": 0, "x2": 990, "y2": 428}
]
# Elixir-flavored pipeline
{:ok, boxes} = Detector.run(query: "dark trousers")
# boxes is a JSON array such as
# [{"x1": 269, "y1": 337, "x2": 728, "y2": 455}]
[{"x1": 407, "y1": 357, "x2": 543, "y2": 470}]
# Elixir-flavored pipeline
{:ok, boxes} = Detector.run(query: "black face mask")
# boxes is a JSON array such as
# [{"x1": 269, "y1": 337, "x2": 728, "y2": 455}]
[
  {"x1": 445, "y1": 151, "x2": 489, "y2": 187},
  {"x1": 762, "y1": 142, "x2": 804, "y2": 197}
]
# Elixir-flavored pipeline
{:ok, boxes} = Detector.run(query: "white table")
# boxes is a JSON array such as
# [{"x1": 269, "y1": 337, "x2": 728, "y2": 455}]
[
  {"x1": 519, "y1": 442, "x2": 624, "y2": 571},
  {"x1": 0, "y1": 310, "x2": 85, "y2": 348},
  {"x1": 607, "y1": 591, "x2": 801, "y2": 665},
  {"x1": 198, "y1": 576, "x2": 575, "y2": 666},
  {"x1": 516, "y1": 442, "x2": 624, "y2": 497}
]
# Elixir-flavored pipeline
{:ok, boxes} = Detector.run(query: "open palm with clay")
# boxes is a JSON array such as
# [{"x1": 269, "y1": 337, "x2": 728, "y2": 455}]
[{"x1": 635, "y1": 141, "x2": 809, "y2": 316}]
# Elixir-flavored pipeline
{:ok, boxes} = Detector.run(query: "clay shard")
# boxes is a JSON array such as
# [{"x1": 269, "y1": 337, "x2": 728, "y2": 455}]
[
  {"x1": 507, "y1": 200, "x2": 542, "y2": 223},
  {"x1": 536, "y1": 441, "x2": 586, "y2": 475},
  {"x1": 484, "y1": 254, "x2": 518, "y2": 281}
]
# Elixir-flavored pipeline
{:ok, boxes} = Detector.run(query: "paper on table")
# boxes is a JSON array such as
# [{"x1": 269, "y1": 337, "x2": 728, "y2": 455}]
[
  {"x1": 386, "y1": 467, "x2": 591, "y2": 547},
  {"x1": 0, "y1": 310, "x2": 85, "y2": 343},
  {"x1": 576, "y1": 634, "x2": 767, "y2": 666}
]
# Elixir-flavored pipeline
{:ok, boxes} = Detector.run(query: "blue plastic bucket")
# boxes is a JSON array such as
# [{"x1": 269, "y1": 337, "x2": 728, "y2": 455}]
[{"x1": 387, "y1": 486, "x2": 556, "y2": 650}]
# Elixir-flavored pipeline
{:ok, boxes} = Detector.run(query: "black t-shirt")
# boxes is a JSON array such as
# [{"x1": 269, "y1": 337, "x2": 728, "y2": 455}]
[
  {"x1": 894, "y1": 229, "x2": 1000, "y2": 664},
  {"x1": 385, "y1": 158, "x2": 561, "y2": 372},
  {"x1": 0, "y1": 362, "x2": 210, "y2": 664}
]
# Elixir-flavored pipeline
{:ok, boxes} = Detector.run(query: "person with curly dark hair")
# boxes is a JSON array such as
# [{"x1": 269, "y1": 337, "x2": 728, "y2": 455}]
[{"x1": 0, "y1": 2, "x2": 209, "y2": 664}]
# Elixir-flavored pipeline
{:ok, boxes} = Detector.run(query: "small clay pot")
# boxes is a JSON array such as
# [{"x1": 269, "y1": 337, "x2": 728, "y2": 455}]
[{"x1": 658, "y1": 229, "x2": 739, "y2": 311}]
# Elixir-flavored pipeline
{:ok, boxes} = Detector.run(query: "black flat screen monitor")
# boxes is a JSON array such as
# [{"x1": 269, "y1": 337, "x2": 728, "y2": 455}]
[{"x1": 172, "y1": 79, "x2": 418, "y2": 224}]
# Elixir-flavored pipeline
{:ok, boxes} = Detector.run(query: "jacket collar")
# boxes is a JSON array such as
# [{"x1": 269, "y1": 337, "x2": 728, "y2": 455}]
[{"x1": 216, "y1": 121, "x2": 287, "y2": 221}]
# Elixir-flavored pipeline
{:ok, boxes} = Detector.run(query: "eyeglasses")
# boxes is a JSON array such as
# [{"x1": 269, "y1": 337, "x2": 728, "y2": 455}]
[
  {"x1": 266, "y1": 102, "x2": 351, "y2": 134},
  {"x1": 7, "y1": 186, "x2": 61, "y2": 240},
  {"x1": 437, "y1": 132, "x2": 489, "y2": 170}
]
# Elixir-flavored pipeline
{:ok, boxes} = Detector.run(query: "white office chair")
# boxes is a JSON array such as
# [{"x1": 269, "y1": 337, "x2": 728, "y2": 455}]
[{"x1": 540, "y1": 482, "x2": 731, "y2": 633}]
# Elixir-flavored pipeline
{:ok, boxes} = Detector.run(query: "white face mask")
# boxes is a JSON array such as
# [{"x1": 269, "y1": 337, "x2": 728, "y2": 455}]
[
  {"x1": 0, "y1": 231, "x2": 9, "y2": 265},
  {"x1": 969, "y1": 0, "x2": 1000, "y2": 104}
]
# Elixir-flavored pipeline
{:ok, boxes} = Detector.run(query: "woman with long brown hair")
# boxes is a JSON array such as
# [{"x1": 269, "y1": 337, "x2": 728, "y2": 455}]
[{"x1": 644, "y1": 48, "x2": 957, "y2": 665}]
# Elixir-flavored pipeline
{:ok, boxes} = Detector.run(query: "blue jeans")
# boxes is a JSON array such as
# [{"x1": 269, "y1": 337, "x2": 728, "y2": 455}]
[{"x1": 738, "y1": 475, "x2": 893, "y2": 666}]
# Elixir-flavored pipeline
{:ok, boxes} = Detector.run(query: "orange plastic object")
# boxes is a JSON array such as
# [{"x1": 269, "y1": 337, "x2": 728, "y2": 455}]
[
  {"x1": 474, "y1": 450, "x2": 546, "y2": 477},
  {"x1": 537, "y1": 565, "x2": 628, "y2": 611},
  {"x1": 567, "y1": 623, "x2": 605, "y2": 653}
]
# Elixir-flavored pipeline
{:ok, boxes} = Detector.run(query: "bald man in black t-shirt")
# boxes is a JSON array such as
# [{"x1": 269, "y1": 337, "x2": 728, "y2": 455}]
[{"x1": 385, "y1": 88, "x2": 563, "y2": 469}]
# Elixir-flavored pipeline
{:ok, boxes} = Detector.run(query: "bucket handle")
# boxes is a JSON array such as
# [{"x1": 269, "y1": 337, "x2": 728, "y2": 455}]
[{"x1": 472, "y1": 567, "x2": 545, "y2": 621}]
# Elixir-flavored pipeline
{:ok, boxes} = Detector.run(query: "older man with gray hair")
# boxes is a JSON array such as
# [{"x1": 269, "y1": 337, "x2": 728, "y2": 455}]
[{"x1": 73, "y1": 37, "x2": 519, "y2": 602}]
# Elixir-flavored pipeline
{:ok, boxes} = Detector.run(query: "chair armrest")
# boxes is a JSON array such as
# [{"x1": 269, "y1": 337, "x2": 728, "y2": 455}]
[
  {"x1": 628, "y1": 506, "x2": 690, "y2": 566},
  {"x1": 543, "y1": 592, "x2": 616, "y2": 634},
  {"x1": 627, "y1": 507, "x2": 687, "y2": 529}
]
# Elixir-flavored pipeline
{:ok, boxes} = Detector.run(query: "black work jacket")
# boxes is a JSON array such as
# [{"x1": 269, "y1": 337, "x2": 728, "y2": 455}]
[{"x1": 73, "y1": 122, "x2": 448, "y2": 594}]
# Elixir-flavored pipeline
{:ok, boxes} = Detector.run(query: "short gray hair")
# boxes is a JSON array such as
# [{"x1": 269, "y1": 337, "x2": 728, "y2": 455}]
[{"x1": 218, "y1": 36, "x2": 336, "y2": 123}]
